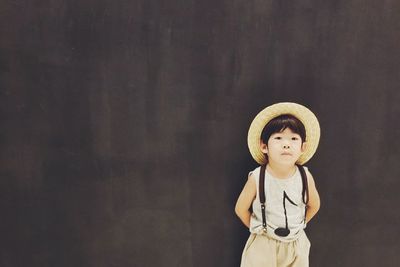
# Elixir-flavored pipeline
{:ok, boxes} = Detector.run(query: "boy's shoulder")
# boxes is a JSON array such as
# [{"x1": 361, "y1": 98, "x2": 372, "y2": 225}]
[
  {"x1": 300, "y1": 165, "x2": 310, "y2": 173},
  {"x1": 248, "y1": 165, "x2": 261, "y2": 177}
]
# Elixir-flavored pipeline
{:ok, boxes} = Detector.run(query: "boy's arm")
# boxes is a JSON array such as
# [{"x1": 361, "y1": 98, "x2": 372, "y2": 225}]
[
  {"x1": 305, "y1": 170, "x2": 320, "y2": 223},
  {"x1": 235, "y1": 173, "x2": 257, "y2": 228}
]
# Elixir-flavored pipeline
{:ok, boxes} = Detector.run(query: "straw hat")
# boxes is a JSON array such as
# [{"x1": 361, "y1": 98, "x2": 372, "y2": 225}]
[{"x1": 247, "y1": 102, "x2": 320, "y2": 165}]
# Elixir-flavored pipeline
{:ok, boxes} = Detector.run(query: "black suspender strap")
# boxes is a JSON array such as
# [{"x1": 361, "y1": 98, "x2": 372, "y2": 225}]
[
  {"x1": 297, "y1": 164, "x2": 309, "y2": 223},
  {"x1": 297, "y1": 164, "x2": 309, "y2": 205},
  {"x1": 259, "y1": 164, "x2": 267, "y2": 231}
]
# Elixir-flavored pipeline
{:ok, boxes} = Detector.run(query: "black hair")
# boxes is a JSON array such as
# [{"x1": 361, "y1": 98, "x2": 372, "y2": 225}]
[{"x1": 260, "y1": 114, "x2": 306, "y2": 145}]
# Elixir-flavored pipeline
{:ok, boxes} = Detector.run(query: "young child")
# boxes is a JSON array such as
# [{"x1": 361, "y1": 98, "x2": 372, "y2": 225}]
[{"x1": 235, "y1": 102, "x2": 321, "y2": 267}]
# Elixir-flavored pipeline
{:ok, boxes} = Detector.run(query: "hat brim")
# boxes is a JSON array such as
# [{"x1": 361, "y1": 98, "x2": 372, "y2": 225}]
[{"x1": 247, "y1": 102, "x2": 320, "y2": 165}]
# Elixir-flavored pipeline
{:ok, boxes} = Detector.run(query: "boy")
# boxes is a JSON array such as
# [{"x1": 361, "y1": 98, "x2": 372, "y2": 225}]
[{"x1": 235, "y1": 102, "x2": 321, "y2": 267}]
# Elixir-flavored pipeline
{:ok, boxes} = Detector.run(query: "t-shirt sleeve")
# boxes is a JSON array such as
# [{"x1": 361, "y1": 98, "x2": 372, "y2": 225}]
[
  {"x1": 247, "y1": 167, "x2": 259, "y2": 183},
  {"x1": 303, "y1": 166, "x2": 309, "y2": 173}
]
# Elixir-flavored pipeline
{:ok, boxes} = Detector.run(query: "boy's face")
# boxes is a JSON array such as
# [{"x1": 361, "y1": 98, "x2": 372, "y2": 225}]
[{"x1": 260, "y1": 128, "x2": 306, "y2": 166}]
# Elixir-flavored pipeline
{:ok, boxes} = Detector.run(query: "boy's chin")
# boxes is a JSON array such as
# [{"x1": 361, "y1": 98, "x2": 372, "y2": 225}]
[
  {"x1": 270, "y1": 159, "x2": 298, "y2": 166},
  {"x1": 277, "y1": 158, "x2": 299, "y2": 166}
]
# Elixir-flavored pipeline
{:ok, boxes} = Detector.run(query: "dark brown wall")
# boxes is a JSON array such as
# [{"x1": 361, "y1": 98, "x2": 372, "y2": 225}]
[{"x1": 1, "y1": 0, "x2": 400, "y2": 266}]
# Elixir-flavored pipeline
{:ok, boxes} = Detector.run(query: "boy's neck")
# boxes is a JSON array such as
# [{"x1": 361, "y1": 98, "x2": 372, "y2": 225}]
[{"x1": 266, "y1": 162, "x2": 297, "y2": 179}]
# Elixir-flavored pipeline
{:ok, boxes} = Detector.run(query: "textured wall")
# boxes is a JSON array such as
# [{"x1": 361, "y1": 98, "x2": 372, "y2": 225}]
[{"x1": 1, "y1": 0, "x2": 400, "y2": 266}]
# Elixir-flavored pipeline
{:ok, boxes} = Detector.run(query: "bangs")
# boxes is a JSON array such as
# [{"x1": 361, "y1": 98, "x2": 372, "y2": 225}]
[{"x1": 261, "y1": 114, "x2": 306, "y2": 143}]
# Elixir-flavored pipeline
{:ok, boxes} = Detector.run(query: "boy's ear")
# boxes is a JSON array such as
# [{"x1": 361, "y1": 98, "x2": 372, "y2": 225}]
[
  {"x1": 260, "y1": 140, "x2": 268, "y2": 154},
  {"x1": 301, "y1": 142, "x2": 307, "y2": 153}
]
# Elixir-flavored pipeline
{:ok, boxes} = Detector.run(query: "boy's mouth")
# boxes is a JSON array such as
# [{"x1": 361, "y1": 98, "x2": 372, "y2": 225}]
[{"x1": 281, "y1": 152, "x2": 292, "y2": 156}]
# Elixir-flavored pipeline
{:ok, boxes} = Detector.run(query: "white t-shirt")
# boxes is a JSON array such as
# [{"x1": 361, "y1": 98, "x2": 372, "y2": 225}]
[{"x1": 249, "y1": 165, "x2": 308, "y2": 242}]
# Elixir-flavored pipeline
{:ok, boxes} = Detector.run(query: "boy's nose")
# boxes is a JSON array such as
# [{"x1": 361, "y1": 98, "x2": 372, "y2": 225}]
[{"x1": 282, "y1": 139, "x2": 290, "y2": 149}]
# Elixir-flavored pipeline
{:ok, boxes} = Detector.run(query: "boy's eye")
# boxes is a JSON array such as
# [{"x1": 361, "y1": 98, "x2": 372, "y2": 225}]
[
  {"x1": 274, "y1": 137, "x2": 282, "y2": 140},
  {"x1": 292, "y1": 137, "x2": 299, "y2": 140}
]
